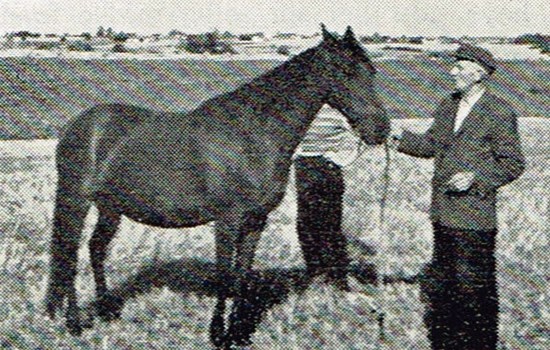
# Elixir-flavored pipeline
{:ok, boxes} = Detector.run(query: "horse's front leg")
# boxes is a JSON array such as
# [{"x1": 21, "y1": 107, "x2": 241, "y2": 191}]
[
  {"x1": 89, "y1": 207, "x2": 122, "y2": 322},
  {"x1": 210, "y1": 218, "x2": 239, "y2": 348},
  {"x1": 226, "y1": 210, "x2": 267, "y2": 347}
]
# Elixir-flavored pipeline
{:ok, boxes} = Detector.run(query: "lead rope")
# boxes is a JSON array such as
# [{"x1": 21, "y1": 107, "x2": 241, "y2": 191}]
[
  {"x1": 380, "y1": 142, "x2": 391, "y2": 226},
  {"x1": 376, "y1": 141, "x2": 392, "y2": 343},
  {"x1": 341, "y1": 136, "x2": 392, "y2": 343}
]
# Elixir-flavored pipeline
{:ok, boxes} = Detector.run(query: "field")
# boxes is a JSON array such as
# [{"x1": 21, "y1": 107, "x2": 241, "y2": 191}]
[
  {"x1": 0, "y1": 117, "x2": 547, "y2": 349},
  {"x1": 0, "y1": 56, "x2": 548, "y2": 139},
  {"x1": 0, "y1": 56, "x2": 548, "y2": 350}
]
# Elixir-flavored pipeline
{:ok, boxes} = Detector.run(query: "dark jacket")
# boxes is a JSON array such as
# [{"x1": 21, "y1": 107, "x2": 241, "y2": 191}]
[{"x1": 398, "y1": 91, "x2": 525, "y2": 230}]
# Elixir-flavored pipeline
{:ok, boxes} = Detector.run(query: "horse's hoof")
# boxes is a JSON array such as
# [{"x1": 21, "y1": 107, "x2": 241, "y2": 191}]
[
  {"x1": 210, "y1": 315, "x2": 226, "y2": 348},
  {"x1": 80, "y1": 318, "x2": 94, "y2": 329},
  {"x1": 67, "y1": 322, "x2": 83, "y2": 337},
  {"x1": 227, "y1": 338, "x2": 253, "y2": 349},
  {"x1": 226, "y1": 318, "x2": 254, "y2": 348},
  {"x1": 98, "y1": 311, "x2": 121, "y2": 322},
  {"x1": 210, "y1": 329, "x2": 226, "y2": 348},
  {"x1": 211, "y1": 336, "x2": 226, "y2": 349},
  {"x1": 46, "y1": 305, "x2": 57, "y2": 320},
  {"x1": 224, "y1": 341, "x2": 252, "y2": 350},
  {"x1": 80, "y1": 310, "x2": 95, "y2": 329},
  {"x1": 96, "y1": 294, "x2": 124, "y2": 322},
  {"x1": 45, "y1": 298, "x2": 63, "y2": 320},
  {"x1": 66, "y1": 307, "x2": 83, "y2": 336},
  {"x1": 225, "y1": 326, "x2": 253, "y2": 349}
]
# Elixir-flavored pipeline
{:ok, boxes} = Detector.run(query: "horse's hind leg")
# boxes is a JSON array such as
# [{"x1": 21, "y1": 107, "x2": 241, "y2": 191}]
[
  {"x1": 46, "y1": 180, "x2": 91, "y2": 336},
  {"x1": 89, "y1": 204, "x2": 122, "y2": 321},
  {"x1": 47, "y1": 109, "x2": 96, "y2": 335}
]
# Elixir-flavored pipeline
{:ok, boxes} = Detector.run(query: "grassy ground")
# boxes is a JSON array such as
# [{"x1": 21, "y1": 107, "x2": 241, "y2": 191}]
[
  {"x1": 0, "y1": 117, "x2": 547, "y2": 349},
  {"x1": 0, "y1": 56, "x2": 548, "y2": 139}
]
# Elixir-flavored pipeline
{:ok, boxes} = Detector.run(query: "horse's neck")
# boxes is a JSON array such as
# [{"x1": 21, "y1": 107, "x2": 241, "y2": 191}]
[
  {"x1": 255, "y1": 67, "x2": 327, "y2": 154},
  {"x1": 188, "y1": 51, "x2": 328, "y2": 154}
]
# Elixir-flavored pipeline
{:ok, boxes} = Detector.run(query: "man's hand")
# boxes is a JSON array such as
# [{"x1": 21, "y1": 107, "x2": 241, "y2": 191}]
[{"x1": 447, "y1": 172, "x2": 475, "y2": 192}]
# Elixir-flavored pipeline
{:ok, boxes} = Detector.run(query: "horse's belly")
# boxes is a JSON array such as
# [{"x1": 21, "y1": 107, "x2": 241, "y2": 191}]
[
  {"x1": 124, "y1": 205, "x2": 215, "y2": 228},
  {"x1": 94, "y1": 174, "x2": 217, "y2": 228}
]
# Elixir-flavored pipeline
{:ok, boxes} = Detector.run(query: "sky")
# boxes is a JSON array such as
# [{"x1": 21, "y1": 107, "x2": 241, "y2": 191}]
[{"x1": 0, "y1": 0, "x2": 548, "y2": 37}]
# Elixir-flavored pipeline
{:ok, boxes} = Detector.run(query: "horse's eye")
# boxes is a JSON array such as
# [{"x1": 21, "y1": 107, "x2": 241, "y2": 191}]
[{"x1": 360, "y1": 61, "x2": 377, "y2": 75}]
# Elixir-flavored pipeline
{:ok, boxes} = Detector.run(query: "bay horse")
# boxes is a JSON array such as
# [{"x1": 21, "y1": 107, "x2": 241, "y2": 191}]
[{"x1": 46, "y1": 25, "x2": 389, "y2": 348}]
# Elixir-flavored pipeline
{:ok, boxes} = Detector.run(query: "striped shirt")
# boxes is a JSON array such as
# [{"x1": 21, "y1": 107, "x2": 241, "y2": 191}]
[{"x1": 295, "y1": 105, "x2": 363, "y2": 164}]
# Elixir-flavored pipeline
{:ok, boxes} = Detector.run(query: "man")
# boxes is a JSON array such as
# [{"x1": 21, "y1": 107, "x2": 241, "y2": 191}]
[
  {"x1": 391, "y1": 44, "x2": 525, "y2": 349},
  {"x1": 294, "y1": 105, "x2": 365, "y2": 291}
]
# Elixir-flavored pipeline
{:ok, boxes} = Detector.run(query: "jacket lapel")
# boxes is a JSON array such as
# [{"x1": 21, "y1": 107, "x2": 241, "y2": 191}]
[
  {"x1": 437, "y1": 95, "x2": 460, "y2": 146},
  {"x1": 453, "y1": 92, "x2": 488, "y2": 137}
]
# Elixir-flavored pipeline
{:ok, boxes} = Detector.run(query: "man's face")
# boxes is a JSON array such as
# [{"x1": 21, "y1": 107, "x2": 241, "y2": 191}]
[{"x1": 450, "y1": 60, "x2": 486, "y2": 92}]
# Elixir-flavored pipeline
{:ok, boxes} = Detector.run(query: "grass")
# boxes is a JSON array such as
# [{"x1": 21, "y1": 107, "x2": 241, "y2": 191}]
[{"x1": 0, "y1": 116, "x2": 547, "y2": 349}]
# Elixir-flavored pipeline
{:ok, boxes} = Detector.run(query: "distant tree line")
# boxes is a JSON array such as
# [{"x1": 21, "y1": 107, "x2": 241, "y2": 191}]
[
  {"x1": 8, "y1": 27, "x2": 548, "y2": 57},
  {"x1": 360, "y1": 33, "x2": 423, "y2": 44},
  {"x1": 6, "y1": 31, "x2": 41, "y2": 40},
  {"x1": 179, "y1": 31, "x2": 235, "y2": 54},
  {"x1": 514, "y1": 33, "x2": 549, "y2": 54}
]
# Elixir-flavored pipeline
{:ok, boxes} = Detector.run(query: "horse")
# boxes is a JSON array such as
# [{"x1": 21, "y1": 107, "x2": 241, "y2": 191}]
[{"x1": 45, "y1": 25, "x2": 389, "y2": 348}]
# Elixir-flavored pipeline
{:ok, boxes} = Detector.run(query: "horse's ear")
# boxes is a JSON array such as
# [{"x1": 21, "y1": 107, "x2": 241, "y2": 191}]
[
  {"x1": 321, "y1": 23, "x2": 337, "y2": 44},
  {"x1": 343, "y1": 26, "x2": 358, "y2": 45},
  {"x1": 343, "y1": 25, "x2": 377, "y2": 73}
]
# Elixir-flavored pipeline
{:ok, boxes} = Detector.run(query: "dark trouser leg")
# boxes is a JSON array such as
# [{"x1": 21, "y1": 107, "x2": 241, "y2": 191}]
[
  {"x1": 424, "y1": 223, "x2": 457, "y2": 350},
  {"x1": 295, "y1": 158, "x2": 323, "y2": 274},
  {"x1": 425, "y1": 223, "x2": 498, "y2": 350},
  {"x1": 320, "y1": 177, "x2": 349, "y2": 287},
  {"x1": 295, "y1": 157, "x2": 349, "y2": 285},
  {"x1": 454, "y1": 228, "x2": 498, "y2": 350}
]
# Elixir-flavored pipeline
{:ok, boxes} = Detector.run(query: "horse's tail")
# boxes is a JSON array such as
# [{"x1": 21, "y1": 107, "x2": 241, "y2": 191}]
[{"x1": 46, "y1": 109, "x2": 98, "y2": 318}]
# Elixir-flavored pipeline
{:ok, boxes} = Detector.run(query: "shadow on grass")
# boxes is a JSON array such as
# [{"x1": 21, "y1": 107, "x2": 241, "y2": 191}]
[{"x1": 92, "y1": 256, "x2": 421, "y2": 347}]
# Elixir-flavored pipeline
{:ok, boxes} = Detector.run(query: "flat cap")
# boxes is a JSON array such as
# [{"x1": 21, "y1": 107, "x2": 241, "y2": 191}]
[{"x1": 452, "y1": 43, "x2": 497, "y2": 74}]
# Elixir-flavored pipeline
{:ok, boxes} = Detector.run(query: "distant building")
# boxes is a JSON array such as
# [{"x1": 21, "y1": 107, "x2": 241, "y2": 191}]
[{"x1": 273, "y1": 32, "x2": 298, "y2": 40}]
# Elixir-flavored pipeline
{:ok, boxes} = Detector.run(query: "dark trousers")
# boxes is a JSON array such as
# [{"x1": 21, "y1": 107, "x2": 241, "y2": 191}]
[
  {"x1": 294, "y1": 156, "x2": 349, "y2": 282},
  {"x1": 421, "y1": 222, "x2": 499, "y2": 350}
]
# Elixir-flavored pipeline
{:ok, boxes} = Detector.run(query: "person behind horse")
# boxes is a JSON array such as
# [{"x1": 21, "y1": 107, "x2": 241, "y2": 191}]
[
  {"x1": 294, "y1": 105, "x2": 365, "y2": 291},
  {"x1": 390, "y1": 44, "x2": 525, "y2": 349}
]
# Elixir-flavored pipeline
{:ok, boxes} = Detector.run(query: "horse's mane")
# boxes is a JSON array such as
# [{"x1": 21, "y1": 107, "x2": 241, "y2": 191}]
[
  {"x1": 246, "y1": 43, "x2": 325, "y2": 88},
  {"x1": 194, "y1": 42, "x2": 329, "y2": 116}
]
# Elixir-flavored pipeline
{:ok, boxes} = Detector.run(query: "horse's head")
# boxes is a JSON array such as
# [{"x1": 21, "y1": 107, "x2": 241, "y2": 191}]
[{"x1": 316, "y1": 25, "x2": 389, "y2": 145}]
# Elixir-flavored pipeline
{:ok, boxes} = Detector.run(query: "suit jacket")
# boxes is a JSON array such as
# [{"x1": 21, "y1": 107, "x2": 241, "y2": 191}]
[{"x1": 398, "y1": 91, "x2": 526, "y2": 230}]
